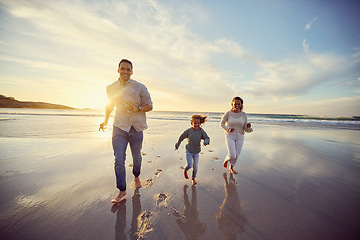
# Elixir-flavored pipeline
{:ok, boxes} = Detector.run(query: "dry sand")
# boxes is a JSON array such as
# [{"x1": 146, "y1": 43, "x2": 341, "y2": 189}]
[{"x1": 0, "y1": 119, "x2": 360, "y2": 239}]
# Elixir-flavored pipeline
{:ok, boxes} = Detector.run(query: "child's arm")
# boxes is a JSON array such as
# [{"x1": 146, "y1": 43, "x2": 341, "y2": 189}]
[
  {"x1": 175, "y1": 129, "x2": 188, "y2": 150},
  {"x1": 202, "y1": 129, "x2": 210, "y2": 146}
]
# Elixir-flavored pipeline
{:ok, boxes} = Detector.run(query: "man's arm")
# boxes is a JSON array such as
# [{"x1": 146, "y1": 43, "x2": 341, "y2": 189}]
[
  {"x1": 99, "y1": 103, "x2": 115, "y2": 131},
  {"x1": 139, "y1": 104, "x2": 152, "y2": 112},
  {"x1": 139, "y1": 84, "x2": 153, "y2": 112},
  {"x1": 126, "y1": 103, "x2": 152, "y2": 113}
]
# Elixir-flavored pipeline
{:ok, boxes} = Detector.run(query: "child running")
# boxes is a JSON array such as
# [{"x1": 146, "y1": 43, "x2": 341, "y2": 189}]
[{"x1": 175, "y1": 114, "x2": 210, "y2": 185}]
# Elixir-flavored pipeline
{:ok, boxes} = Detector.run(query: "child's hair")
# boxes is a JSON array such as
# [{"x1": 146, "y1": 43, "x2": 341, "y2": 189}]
[{"x1": 191, "y1": 114, "x2": 208, "y2": 124}]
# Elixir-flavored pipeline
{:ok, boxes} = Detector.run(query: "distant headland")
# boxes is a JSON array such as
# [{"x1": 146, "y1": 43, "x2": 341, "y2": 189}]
[{"x1": 0, "y1": 94, "x2": 75, "y2": 109}]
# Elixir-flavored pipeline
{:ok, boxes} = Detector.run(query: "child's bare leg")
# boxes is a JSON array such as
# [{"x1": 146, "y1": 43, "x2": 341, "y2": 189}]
[
  {"x1": 111, "y1": 190, "x2": 127, "y2": 204},
  {"x1": 134, "y1": 176, "x2": 142, "y2": 188}
]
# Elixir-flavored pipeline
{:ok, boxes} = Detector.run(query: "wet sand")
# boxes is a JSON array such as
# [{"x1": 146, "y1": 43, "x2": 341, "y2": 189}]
[{"x1": 0, "y1": 120, "x2": 360, "y2": 240}]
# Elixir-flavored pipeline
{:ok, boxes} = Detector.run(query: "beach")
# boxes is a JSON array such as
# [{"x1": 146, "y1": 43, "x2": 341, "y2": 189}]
[{"x1": 0, "y1": 110, "x2": 360, "y2": 240}]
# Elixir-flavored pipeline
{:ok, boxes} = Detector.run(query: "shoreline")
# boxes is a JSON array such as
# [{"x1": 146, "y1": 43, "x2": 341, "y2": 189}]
[{"x1": 1, "y1": 107, "x2": 359, "y2": 121}]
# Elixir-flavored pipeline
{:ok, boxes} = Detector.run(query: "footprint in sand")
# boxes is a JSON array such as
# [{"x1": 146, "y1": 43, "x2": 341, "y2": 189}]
[
  {"x1": 136, "y1": 211, "x2": 153, "y2": 238},
  {"x1": 132, "y1": 168, "x2": 163, "y2": 189},
  {"x1": 147, "y1": 156, "x2": 160, "y2": 165},
  {"x1": 155, "y1": 193, "x2": 169, "y2": 206},
  {"x1": 154, "y1": 193, "x2": 181, "y2": 215},
  {"x1": 154, "y1": 168, "x2": 162, "y2": 176}
]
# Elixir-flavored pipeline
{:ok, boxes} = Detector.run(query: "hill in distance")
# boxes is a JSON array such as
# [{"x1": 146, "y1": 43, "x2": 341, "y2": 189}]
[{"x1": 0, "y1": 94, "x2": 76, "y2": 109}]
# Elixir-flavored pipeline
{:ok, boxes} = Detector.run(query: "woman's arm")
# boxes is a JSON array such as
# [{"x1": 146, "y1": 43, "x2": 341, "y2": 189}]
[
  {"x1": 243, "y1": 113, "x2": 253, "y2": 133},
  {"x1": 220, "y1": 112, "x2": 230, "y2": 132}
]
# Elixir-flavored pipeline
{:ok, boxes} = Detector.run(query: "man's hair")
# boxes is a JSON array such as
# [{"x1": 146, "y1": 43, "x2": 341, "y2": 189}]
[{"x1": 119, "y1": 59, "x2": 133, "y2": 70}]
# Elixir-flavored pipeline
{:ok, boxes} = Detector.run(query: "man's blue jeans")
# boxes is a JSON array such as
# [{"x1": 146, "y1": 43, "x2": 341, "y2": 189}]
[
  {"x1": 185, "y1": 150, "x2": 199, "y2": 179},
  {"x1": 112, "y1": 126, "x2": 143, "y2": 191}
]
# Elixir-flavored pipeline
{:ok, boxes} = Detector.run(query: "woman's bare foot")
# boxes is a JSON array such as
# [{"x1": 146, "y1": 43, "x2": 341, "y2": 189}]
[
  {"x1": 134, "y1": 176, "x2": 142, "y2": 188},
  {"x1": 191, "y1": 178, "x2": 197, "y2": 185},
  {"x1": 111, "y1": 190, "x2": 127, "y2": 204},
  {"x1": 229, "y1": 166, "x2": 238, "y2": 174},
  {"x1": 223, "y1": 160, "x2": 228, "y2": 168},
  {"x1": 184, "y1": 170, "x2": 189, "y2": 179}
]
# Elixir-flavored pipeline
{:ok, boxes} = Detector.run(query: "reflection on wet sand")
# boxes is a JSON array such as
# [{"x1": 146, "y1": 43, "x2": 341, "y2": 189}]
[
  {"x1": 174, "y1": 185, "x2": 206, "y2": 240},
  {"x1": 130, "y1": 189, "x2": 141, "y2": 240},
  {"x1": 112, "y1": 189, "x2": 151, "y2": 240},
  {"x1": 112, "y1": 199, "x2": 127, "y2": 240},
  {"x1": 216, "y1": 173, "x2": 247, "y2": 240}
]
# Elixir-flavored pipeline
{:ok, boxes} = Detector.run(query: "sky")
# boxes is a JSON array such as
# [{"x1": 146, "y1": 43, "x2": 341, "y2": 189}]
[{"x1": 0, "y1": 0, "x2": 359, "y2": 116}]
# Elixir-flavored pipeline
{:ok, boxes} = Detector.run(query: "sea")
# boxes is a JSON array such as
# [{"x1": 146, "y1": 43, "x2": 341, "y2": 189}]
[
  {"x1": 1, "y1": 108, "x2": 360, "y2": 240},
  {"x1": 0, "y1": 108, "x2": 359, "y2": 139}
]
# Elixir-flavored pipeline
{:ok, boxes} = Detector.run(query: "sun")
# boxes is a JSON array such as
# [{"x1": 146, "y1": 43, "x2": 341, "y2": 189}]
[{"x1": 84, "y1": 89, "x2": 108, "y2": 110}]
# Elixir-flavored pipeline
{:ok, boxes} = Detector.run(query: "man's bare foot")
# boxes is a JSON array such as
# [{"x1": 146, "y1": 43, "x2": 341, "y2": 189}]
[
  {"x1": 134, "y1": 176, "x2": 142, "y2": 188},
  {"x1": 223, "y1": 160, "x2": 228, "y2": 168},
  {"x1": 184, "y1": 170, "x2": 189, "y2": 179},
  {"x1": 191, "y1": 178, "x2": 197, "y2": 185},
  {"x1": 111, "y1": 190, "x2": 127, "y2": 204},
  {"x1": 229, "y1": 166, "x2": 238, "y2": 174}
]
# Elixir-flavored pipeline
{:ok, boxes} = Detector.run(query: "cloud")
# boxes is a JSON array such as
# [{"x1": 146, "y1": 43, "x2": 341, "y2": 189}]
[
  {"x1": 336, "y1": 77, "x2": 360, "y2": 88},
  {"x1": 352, "y1": 48, "x2": 360, "y2": 58},
  {"x1": 302, "y1": 39, "x2": 309, "y2": 53},
  {"x1": 248, "y1": 96, "x2": 360, "y2": 117},
  {"x1": 214, "y1": 39, "x2": 245, "y2": 58},
  {"x1": 0, "y1": 0, "x2": 237, "y2": 109},
  {"x1": 297, "y1": 96, "x2": 360, "y2": 117},
  {"x1": 305, "y1": 15, "x2": 318, "y2": 30},
  {"x1": 245, "y1": 51, "x2": 360, "y2": 98}
]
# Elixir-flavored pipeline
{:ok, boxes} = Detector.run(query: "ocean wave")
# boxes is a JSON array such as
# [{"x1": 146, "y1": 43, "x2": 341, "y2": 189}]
[
  {"x1": 1, "y1": 109, "x2": 359, "y2": 130},
  {"x1": 146, "y1": 111, "x2": 360, "y2": 130}
]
